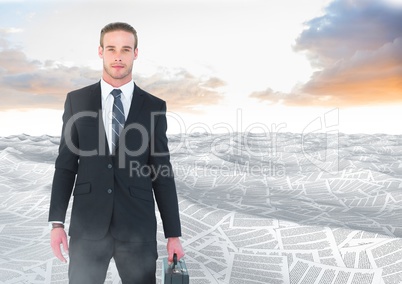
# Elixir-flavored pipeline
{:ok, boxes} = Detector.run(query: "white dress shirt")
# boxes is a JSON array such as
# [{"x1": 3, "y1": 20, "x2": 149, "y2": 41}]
[{"x1": 100, "y1": 78, "x2": 134, "y2": 153}]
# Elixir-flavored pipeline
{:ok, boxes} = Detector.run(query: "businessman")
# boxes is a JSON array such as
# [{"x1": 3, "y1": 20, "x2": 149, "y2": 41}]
[{"x1": 49, "y1": 22, "x2": 184, "y2": 283}]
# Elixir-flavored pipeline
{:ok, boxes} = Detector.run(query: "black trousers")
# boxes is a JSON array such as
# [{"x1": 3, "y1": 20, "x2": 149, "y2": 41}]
[{"x1": 68, "y1": 232, "x2": 157, "y2": 284}]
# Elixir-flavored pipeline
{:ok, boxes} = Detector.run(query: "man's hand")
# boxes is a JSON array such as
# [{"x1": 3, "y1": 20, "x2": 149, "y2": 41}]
[
  {"x1": 167, "y1": 237, "x2": 184, "y2": 264},
  {"x1": 50, "y1": 228, "x2": 69, "y2": 263}
]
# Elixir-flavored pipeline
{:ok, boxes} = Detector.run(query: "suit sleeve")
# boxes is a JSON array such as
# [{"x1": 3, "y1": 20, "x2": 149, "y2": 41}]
[
  {"x1": 150, "y1": 102, "x2": 182, "y2": 238},
  {"x1": 48, "y1": 93, "x2": 79, "y2": 223}
]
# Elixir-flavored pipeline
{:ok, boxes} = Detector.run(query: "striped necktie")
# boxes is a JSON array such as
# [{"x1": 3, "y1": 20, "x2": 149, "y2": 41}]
[{"x1": 111, "y1": 89, "x2": 125, "y2": 153}]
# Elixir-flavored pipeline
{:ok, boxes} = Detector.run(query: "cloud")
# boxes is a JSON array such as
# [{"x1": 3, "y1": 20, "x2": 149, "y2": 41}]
[
  {"x1": 0, "y1": 28, "x2": 23, "y2": 34},
  {"x1": 0, "y1": 36, "x2": 225, "y2": 112},
  {"x1": 249, "y1": 88, "x2": 288, "y2": 105},
  {"x1": 0, "y1": 49, "x2": 41, "y2": 74},
  {"x1": 295, "y1": 0, "x2": 402, "y2": 65},
  {"x1": 299, "y1": 37, "x2": 402, "y2": 106},
  {"x1": 0, "y1": 28, "x2": 23, "y2": 49},
  {"x1": 0, "y1": 48, "x2": 100, "y2": 110},
  {"x1": 134, "y1": 69, "x2": 225, "y2": 112},
  {"x1": 251, "y1": 0, "x2": 402, "y2": 106}
]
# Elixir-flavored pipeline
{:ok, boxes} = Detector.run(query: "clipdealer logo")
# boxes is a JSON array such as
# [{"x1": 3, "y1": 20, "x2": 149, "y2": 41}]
[{"x1": 62, "y1": 108, "x2": 340, "y2": 176}]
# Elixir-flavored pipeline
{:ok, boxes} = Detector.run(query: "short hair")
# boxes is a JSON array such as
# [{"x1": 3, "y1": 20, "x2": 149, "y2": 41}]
[{"x1": 100, "y1": 22, "x2": 138, "y2": 49}]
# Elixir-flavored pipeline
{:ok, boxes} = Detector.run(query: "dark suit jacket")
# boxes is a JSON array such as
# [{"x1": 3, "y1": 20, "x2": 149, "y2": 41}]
[{"x1": 48, "y1": 82, "x2": 181, "y2": 242}]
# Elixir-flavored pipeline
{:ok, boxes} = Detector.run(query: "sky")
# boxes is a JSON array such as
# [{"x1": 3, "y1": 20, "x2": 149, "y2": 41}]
[{"x1": 0, "y1": 0, "x2": 401, "y2": 136}]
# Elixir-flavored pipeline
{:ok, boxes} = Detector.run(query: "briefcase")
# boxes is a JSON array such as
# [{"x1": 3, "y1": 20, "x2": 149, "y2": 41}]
[{"x1": 162, "y1": 253, "x2": 189, "y2": 284}]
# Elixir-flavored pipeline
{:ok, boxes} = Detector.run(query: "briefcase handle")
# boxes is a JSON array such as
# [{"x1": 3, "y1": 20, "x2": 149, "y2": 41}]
[{"x1": 172, "y1": 253, "x2": 180, "y2": 273}]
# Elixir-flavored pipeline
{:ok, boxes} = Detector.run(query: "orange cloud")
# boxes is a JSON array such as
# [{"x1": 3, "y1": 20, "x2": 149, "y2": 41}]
[
  {"x1": 297, "y1": 37, "x2": 402, "y2": 106},
  {"x1": 135, "y1": 70, "x2": 225, "y2": 112},
  {"x1": 251, "y1": 0, "x2": 402, "y2": 107},
  {"x1": 0, "y1": 45, "x2": 225, "y2": 112}
]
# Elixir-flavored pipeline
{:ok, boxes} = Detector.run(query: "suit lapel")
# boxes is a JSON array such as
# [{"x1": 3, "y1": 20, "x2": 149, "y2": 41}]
[
  {"x1": 90, "y1": 82, "x2": 110, "y2": 155},
  {"x1": 90, "y1": 82, "x2": 102, "y2": 111},
  {"x1": 125, "y1": 83, "x2": 145, "y2": 127}
]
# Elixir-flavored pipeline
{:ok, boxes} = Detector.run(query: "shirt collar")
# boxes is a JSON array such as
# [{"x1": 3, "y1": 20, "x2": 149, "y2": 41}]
[{"x1": 100, "y1": 78, "x2": 134, "y2": 101}]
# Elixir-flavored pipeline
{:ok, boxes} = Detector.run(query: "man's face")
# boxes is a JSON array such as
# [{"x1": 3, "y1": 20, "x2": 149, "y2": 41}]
[{"x1": 98, "y1": 30, "x2": 138, "y2": 86}]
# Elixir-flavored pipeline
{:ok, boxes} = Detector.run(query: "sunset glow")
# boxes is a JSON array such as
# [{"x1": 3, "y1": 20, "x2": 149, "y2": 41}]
[{"x1": 0, "y1": 0, "x2": 401, "y2": 135}]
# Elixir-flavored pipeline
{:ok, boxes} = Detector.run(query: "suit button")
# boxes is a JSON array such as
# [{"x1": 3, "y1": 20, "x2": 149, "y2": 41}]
[
  {"x1": 107, "y1": 164, "x2": 112, "y2": 169},
  {"x1": 107, "y1": 189, "x2": 113, "y2": 194}
]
